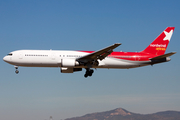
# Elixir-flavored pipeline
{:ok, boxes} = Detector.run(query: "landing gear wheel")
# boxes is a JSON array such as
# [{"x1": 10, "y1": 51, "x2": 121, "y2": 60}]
[
  {"x1": 89, "y1": 70, "x2": 94, "y2": 76},
  {"x1": 15, "y1": 70, "x2": 19, "y2": 74},
  {"x1": 84, "y1": 74, "x2": 88, "y2": 78},
  {"x1": 90, "y1": 69, "x2": 94, "y2": 74},
  {"x1": 14, "y1": 66, "x2": 19, "y2": 74},
  {"x1": 84, "y1": 69, "x2": 94, "y2": 78}
]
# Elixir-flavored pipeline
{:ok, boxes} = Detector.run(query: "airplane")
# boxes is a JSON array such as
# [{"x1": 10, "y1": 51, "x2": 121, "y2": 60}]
[{"x1": 3, "y1": 27, "x2": 176, "y2": 78}]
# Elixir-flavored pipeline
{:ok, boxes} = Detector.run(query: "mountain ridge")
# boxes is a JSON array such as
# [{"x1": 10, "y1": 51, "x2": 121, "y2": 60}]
[{"x1": 65, "y1": 107, "x2": 180, "y2": 120}]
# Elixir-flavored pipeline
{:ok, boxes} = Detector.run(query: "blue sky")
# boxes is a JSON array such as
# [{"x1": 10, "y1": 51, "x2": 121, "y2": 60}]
[{"x1": 0, "y1": 0, "x2": 180, "y2": 120}]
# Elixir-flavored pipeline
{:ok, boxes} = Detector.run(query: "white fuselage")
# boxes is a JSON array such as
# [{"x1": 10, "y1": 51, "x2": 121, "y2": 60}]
[{"x1": 3, "y1": 50, "x2": 150, "y2": 69}]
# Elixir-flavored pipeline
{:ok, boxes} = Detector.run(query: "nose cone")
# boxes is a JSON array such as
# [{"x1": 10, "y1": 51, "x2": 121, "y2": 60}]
[{"x1": 3, "y1": 56, "x2": 8, "y2": 62}]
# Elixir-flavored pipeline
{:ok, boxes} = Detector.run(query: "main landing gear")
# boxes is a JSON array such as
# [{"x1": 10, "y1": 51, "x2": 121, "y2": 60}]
[
  {"x1": 14, "y1": 66, "x2": 19, "y2": 74},
  {"x1": 84, "y1": 68, "x2": 94, "y2": 78}
]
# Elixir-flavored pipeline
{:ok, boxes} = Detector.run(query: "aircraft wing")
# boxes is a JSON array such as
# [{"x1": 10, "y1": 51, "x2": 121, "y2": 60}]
[{"x1": 77, "y1": 43, "x2": 121, "y2": 64}]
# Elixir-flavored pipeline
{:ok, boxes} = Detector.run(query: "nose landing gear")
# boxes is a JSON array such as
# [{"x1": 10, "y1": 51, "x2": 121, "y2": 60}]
[
  {"x1": 14, "y1": 66, "x2": 19, "y2": 74},
  {"x1": 84, "y1": 68, "x2": 94, "y2": 78}
]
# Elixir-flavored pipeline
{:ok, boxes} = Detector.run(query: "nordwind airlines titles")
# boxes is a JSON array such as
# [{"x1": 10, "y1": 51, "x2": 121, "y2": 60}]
[{"x1": 3, "y1": 27, "x2": 176, "y2": 78}]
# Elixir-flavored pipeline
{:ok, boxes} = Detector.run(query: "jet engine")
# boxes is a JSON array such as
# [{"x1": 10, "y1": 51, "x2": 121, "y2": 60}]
[{"x1": 61, "y1": 59, "x2": 79, "y2": 67}]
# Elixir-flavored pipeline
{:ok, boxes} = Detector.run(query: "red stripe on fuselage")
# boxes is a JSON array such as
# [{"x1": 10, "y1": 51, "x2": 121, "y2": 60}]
[{"x1": 79, "y1": 51, "x2": 156, "y2": 61}]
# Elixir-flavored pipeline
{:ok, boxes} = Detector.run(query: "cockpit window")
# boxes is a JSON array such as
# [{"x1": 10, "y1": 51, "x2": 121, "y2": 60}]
[{"x1": 7, "y1": 53, "x2": 13, "y2": 56}]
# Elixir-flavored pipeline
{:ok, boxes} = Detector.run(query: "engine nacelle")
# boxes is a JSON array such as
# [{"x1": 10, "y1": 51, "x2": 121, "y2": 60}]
[
  {"x1": 61, "y1": 67, "x2": 82, "y2": 73},
  {"x1": 61, "y1": 59, "x2": 79, "y2": 67}
]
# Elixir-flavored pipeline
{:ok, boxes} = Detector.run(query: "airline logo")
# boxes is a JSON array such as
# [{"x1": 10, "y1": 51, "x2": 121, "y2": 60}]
[
  {"x1": 150, "y1": 44, "x2": 166, "y2": 51},
  {"x1": 150, "y1": 44, "x2": 166, "y2": 47},
  {"x1": 163, "y1": 29, "x2": 173, "y2": 41}
]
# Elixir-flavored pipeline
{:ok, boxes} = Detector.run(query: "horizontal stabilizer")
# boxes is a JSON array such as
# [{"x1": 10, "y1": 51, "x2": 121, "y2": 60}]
[{"x1": 150, "y1": 52, "x2": 176, "y2": 60}]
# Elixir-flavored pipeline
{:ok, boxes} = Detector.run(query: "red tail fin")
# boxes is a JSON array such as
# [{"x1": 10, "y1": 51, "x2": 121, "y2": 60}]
[{"x1": 141, "y1": 27, "x2": 175, "y2": 55}]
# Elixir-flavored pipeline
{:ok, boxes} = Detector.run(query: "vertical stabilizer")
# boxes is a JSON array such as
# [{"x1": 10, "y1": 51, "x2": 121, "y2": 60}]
[{"x1": 141, "y1": 27, "x2": 175, "y2": 55}]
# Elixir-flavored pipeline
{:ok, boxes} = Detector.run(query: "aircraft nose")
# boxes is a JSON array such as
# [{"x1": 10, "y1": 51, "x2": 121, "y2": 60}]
[{"x1": 3, "y1": 56, "x2": 8, "y2": 62}]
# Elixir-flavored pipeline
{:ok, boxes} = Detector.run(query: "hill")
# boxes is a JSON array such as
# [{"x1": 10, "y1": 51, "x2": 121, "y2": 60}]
[{"x1": 65, "y1": 108, "x2": 180, "y2": 120}]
